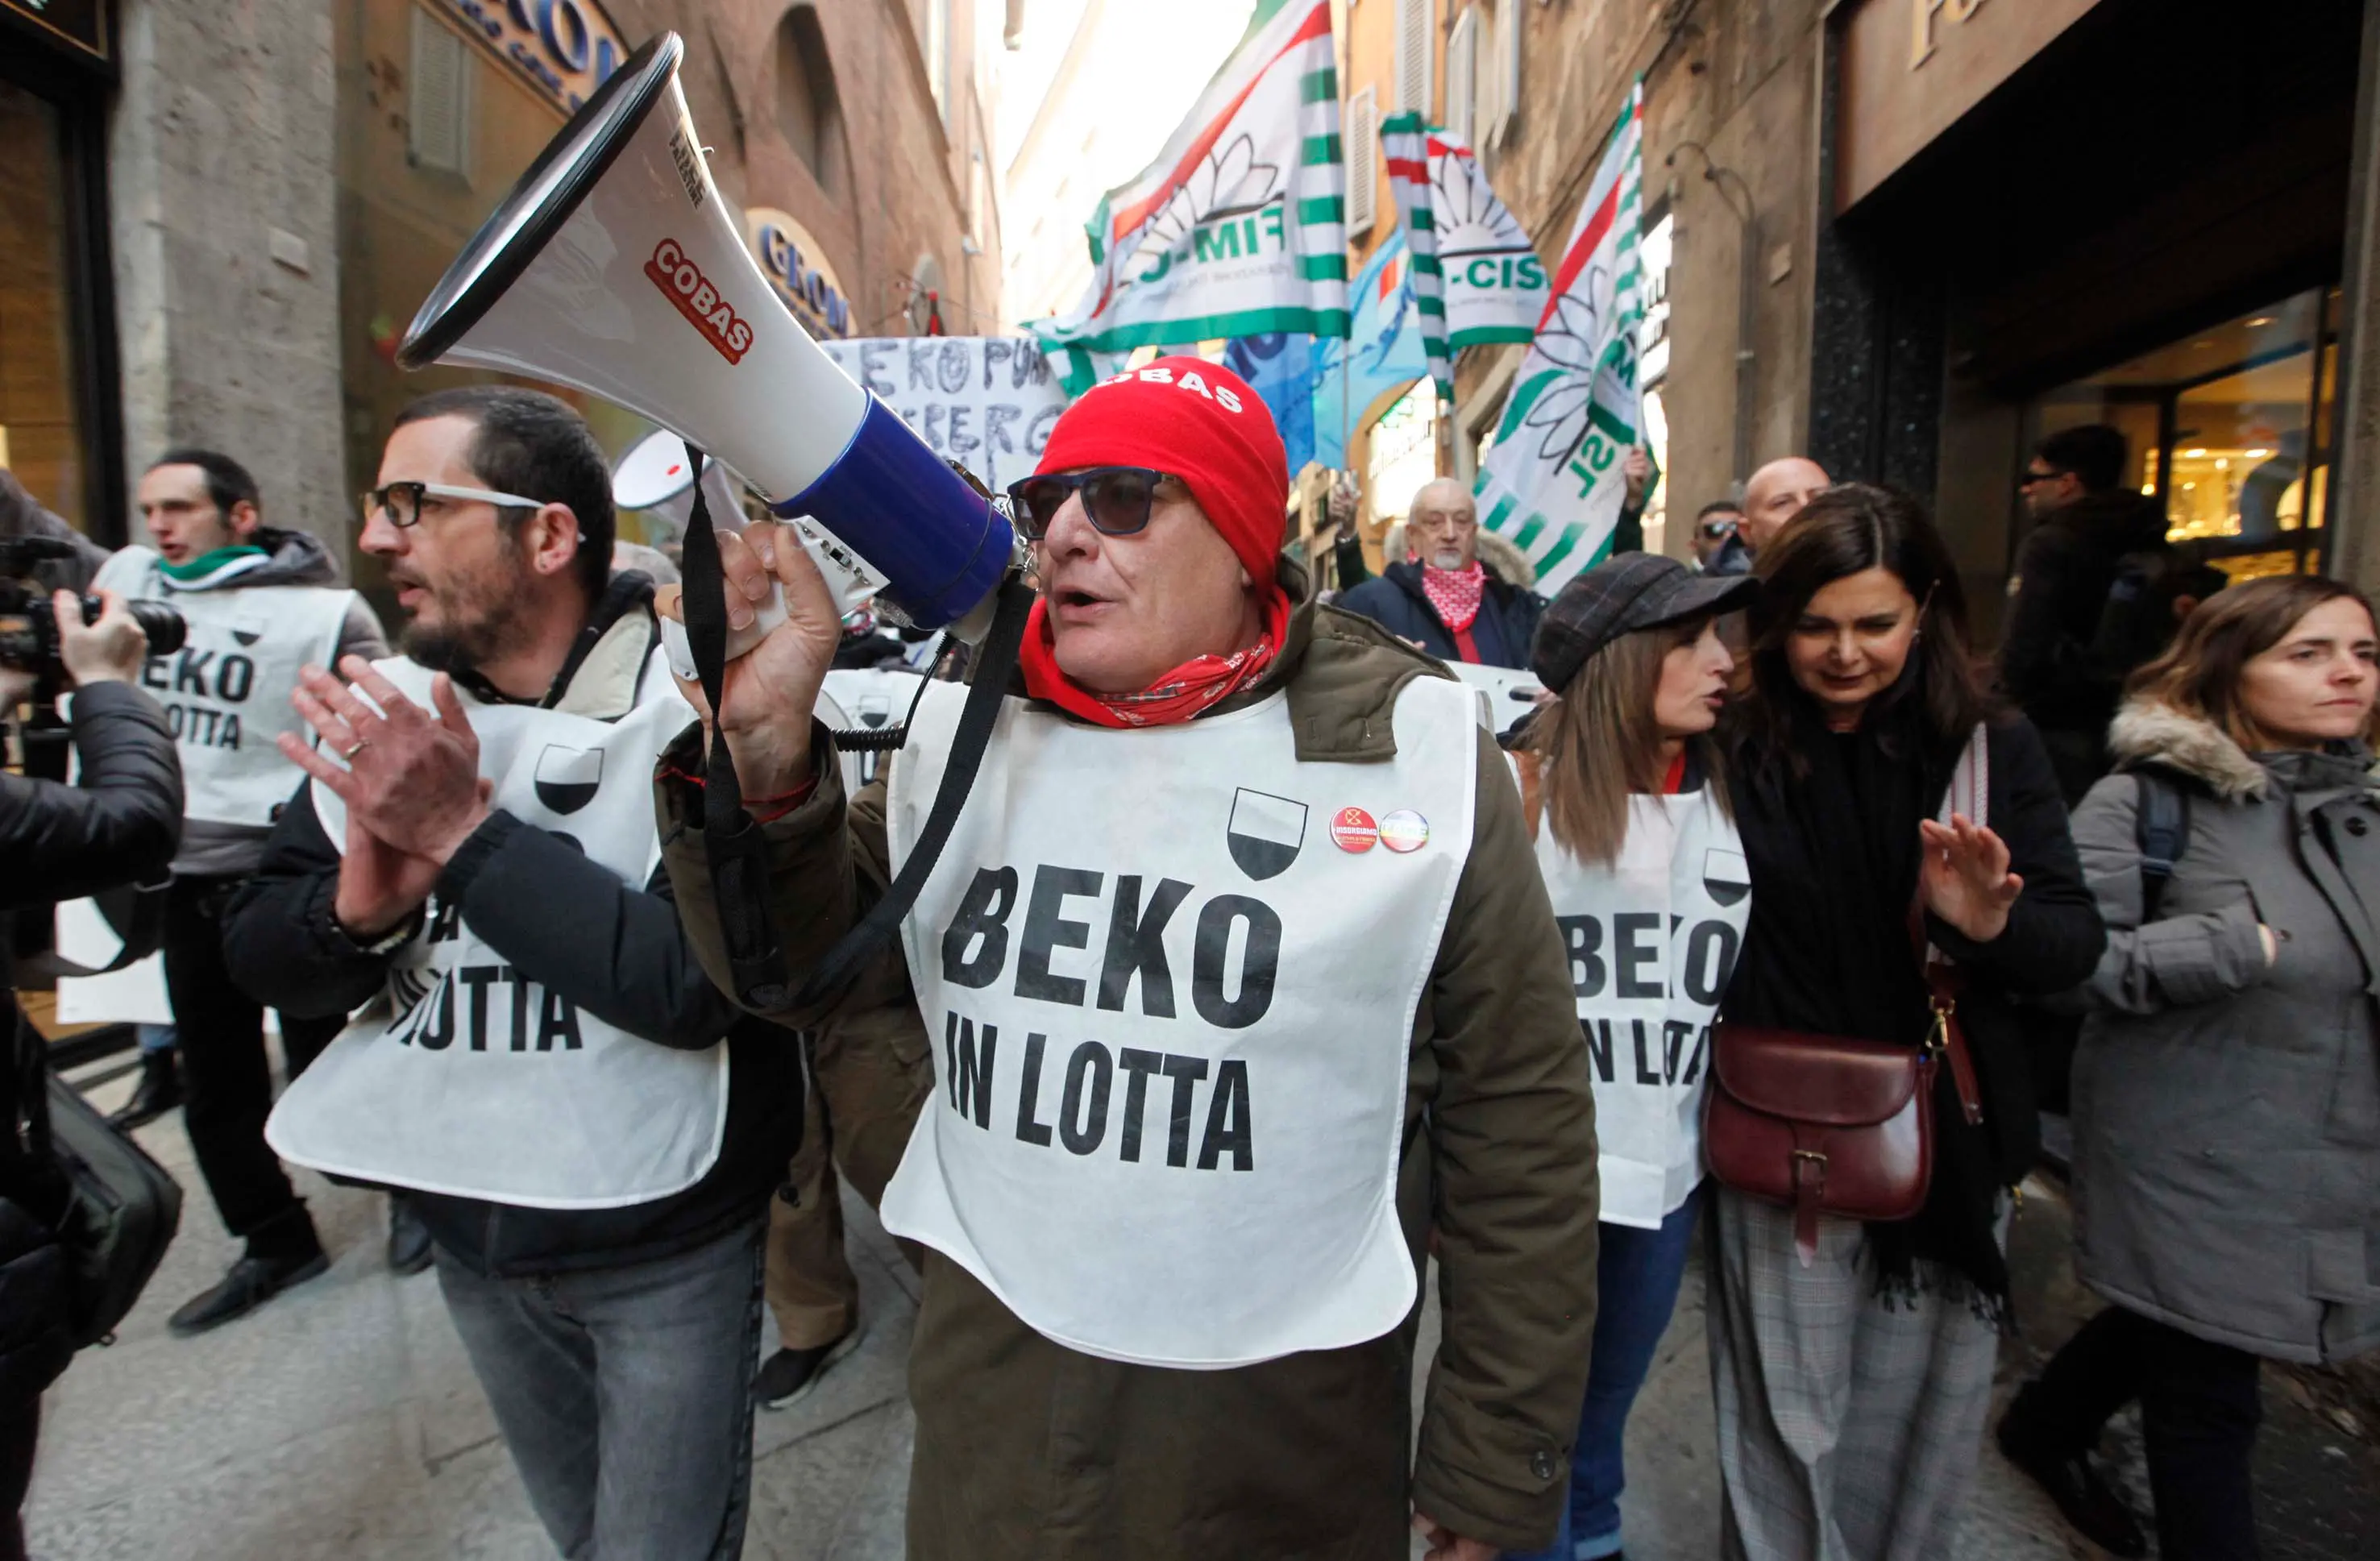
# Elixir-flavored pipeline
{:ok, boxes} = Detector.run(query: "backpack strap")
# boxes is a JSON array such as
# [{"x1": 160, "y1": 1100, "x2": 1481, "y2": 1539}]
[{"x1": 2132, "y1": 768, "x2": 2191, "y2": 923}]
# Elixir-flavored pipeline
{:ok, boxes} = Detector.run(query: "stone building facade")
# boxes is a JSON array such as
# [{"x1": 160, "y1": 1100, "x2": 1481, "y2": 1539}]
[
  {"x1": 1336, "y1": 0, "x2": 2380, "y2": 624},
  {"x1": 0, "y1": 0, "x2": 998, "y2": 576}
]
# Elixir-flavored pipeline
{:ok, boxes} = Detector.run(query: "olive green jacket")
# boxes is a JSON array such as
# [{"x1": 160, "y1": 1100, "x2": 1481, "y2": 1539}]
[{"x1": 656, "y1": 600, "x2": 1599, "y2": 1557}]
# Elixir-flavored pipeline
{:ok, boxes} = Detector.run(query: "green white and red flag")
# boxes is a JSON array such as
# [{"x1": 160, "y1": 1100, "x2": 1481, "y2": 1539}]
[
  {"x1": 1473, "y1": 85, "x2": 1647, "y2": 595},
  {"x1": 1427, "y1": 126, "x2": 1547, "y2": 348},
  {"x1": 1028, "y1": 0, "x2": 1350, "y2": 394},
  {"x1": 1381, "y1": 110, "x2": 1452, "y2": 403}
]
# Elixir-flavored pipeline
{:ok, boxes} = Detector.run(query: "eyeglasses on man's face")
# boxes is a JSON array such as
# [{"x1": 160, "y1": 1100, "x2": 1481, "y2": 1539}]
[
  {"x1": 360, "y1": 480, "x2": 544, "y2": 529},
  {"x1": 2017, "y1": 467, "x2": 2071, "y2": 492}
]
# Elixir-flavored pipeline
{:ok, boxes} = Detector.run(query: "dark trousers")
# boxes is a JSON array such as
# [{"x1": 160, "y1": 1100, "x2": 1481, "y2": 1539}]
[
  {"x1": 164, "y1": 874, "x2": 344, "y2": 1262},
  {"x1": 2023, "y1": 1304, "x2": 2265, "y2": 1561},
  {"x1": 2, "y1": 1395, "x2": 33, "y2": 1561}
]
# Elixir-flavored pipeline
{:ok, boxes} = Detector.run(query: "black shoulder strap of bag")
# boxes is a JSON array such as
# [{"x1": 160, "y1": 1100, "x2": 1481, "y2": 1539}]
[
  {"x1": 678, "y1": 449, "x2": 1032, "y2": 1013},
  {"x1": 2133, "y1": 767, "x2": 2191, "y2": 922},
  {"x1": 31, "y1": 877, "x2": 171, "y2": 980},
  {"x1": 792, "y1": 575, "x2": 1032, "y2": 1012}
]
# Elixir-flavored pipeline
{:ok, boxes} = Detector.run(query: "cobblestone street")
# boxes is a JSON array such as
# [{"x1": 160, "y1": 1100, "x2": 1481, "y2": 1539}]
[{"x1": 23, "y1": 1052, "x2": 2379, "y2": 1559}]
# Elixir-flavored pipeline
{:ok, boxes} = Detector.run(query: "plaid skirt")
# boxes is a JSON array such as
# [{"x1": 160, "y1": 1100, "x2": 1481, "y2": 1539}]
[{"x1": 1705, "y1": 1186, "x2": 2000, "y2": 1561}]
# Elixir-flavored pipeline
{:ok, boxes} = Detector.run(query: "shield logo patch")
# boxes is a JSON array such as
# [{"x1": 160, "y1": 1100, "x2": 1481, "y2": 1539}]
[
  {"x1": 1703, "y1": 847, "x2": 1751, "y2": 907},
  {"x1": 1227, "y1": 788, "x2": 1307, "y2": 881},
  {"x1": 534, "y1": 745, "x2": 604, "y2": 816}
]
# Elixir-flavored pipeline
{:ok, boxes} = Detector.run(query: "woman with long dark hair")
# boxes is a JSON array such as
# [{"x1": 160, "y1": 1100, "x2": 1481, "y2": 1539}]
[
  {"x1": 1505, "y1": 554, "x2": 1758, "y2": 1561},
  {"x1": 1708, "y1": 484, "x2": 2104, "y2": 1560},
  {"x1": 2000, "y1": 575, "x2": 2380, "y2": 1561}
]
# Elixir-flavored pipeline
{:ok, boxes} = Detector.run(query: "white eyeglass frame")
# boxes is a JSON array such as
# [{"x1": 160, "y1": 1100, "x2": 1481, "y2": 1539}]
[{"x1": 363, "y1": 480, "x2": 548, "y2": 527}]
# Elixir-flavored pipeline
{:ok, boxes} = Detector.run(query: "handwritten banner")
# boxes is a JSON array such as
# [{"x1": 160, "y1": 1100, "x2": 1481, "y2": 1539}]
[{"x1": 816, "y1": 337, "x2": 1071, "y2": 496}]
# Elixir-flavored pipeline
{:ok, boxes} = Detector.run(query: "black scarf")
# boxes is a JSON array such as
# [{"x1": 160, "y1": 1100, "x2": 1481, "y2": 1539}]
[{"x1": 1722, "y1": 691, "x2": 2011, "y2": 1314}]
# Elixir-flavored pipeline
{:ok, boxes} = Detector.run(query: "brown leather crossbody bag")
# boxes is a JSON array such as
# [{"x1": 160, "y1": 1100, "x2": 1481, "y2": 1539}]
[{"x1": 1700, "y1": 726, "x2": 1991, "y2": 1266}]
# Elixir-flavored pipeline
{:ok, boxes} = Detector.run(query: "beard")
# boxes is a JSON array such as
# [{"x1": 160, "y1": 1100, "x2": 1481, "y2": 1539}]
[
  {"x1": 398, "y1": 557, "x2": 534, "y2": 674},
  {"x1": 1429, "y1": 548, "x2": 1469, "y2": 572}
]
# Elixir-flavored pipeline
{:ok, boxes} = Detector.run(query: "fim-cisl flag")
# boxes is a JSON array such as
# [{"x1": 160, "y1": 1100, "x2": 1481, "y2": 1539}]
[
  {"x1": 1429, "y1": 127, "x2": 1547, "y2": 347},
  {"x1": 1031, "y1": 0, "x2": 1349, "y2": 395},
  {"x1": 1381, "y1": 112, "x2": 1452, "y2": 402},
  {"x1": 1474, "y1": 86, "x2": 1645, "y2": 595}
]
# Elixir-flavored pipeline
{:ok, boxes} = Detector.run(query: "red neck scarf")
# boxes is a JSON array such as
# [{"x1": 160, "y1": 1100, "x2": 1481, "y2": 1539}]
[
  {"x1": 1418, "y1": 560, "x2": 1486, "y2": 633},
  {"x1": 1017, "y1": 589, "x2": 1290, "y2": 729}
]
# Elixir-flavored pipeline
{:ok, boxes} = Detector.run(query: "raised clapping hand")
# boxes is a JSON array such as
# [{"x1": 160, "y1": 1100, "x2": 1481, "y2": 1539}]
[
  {"x1": 278, "y1": 656, "x2": 493, "y2": 940},
  {"x1": 1917, "y1": 811, "x2": 2024, "y2": 944},
  {"x1": 1411, "y1": 1512, "x2": 1497, "y2": 1561},
  {"x1": 657, "y1": 518, "x2": 845, "y2": 799}
]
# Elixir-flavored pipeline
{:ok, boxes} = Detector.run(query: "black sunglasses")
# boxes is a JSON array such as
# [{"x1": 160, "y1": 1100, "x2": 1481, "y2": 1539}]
[
  {"x1": 1697, "y1": 520, "x2": 1737, "y2": 538},
  {"x1": 2017, "y1": 467, "x2": 2071, "y2": 491},
  {"x1": 1006, "y1": 466, "x2": 1175, "y2": 541}
]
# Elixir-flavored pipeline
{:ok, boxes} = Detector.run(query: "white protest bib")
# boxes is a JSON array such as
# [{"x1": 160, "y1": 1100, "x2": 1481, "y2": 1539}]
[
  {"x1": 94, "y1": 549, "x2": 351, "y2": 827},
  {"x1": 265, "y1": 650, "x2": 729, "y2": 1208},
  {"x1": 1537, "y1": 790, "x2": 1749, "y2": 1229},
  {"x1": 880, "y1": 676, "x2": 1477, "y2": 1368}
]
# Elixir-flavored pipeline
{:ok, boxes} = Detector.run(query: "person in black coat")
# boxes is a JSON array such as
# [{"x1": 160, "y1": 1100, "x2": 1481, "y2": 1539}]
[
  {"x1": 2000, "y1": 425, "x2": 2176, "y2": 803},
  {"x1": 1, "y1": 589, "x2": 183, "y2": 1561},
  {"x1": 1336, "y1": 478, "x2": 1544, "y2": 667},
  {"x1": 1707, "y1": 484, "x2": 2105, "y2": 1560}
]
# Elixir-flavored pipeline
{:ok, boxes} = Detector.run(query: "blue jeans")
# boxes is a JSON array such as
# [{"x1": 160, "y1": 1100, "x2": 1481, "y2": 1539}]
[
  {"x1": 1506, "y1": 1187, "x2": 1703, "y2": 1561},
  {"x1": 435, "y1": 1214, "x2": 767, "y2": 1560}
]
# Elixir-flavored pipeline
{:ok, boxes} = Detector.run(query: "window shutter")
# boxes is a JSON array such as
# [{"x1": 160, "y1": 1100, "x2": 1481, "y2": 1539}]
[
  {"x1": 1491, "y1": 0, "x2": 1521, "y2": 147},
  {"x1": 408, "y1": 10, "x2": 472, "y2": 178},
  {"x1": 1394, "y1": 0, "x2": 1433, "y2": 116},
  {"x1": 1446, "y1": 7, "x2": 1478, "y2": 145},
  {"x1": 1345, "y1": 85, "x2": 1378, "y2": 237}
]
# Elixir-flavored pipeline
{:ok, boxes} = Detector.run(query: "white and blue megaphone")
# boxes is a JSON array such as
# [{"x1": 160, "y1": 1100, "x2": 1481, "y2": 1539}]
[
  {"x1": 397, "y1": 31, "x2": 1016, "y2": 656},
  {"x1": 611, "y1": 428, "x2": 884, "y2": 617}
]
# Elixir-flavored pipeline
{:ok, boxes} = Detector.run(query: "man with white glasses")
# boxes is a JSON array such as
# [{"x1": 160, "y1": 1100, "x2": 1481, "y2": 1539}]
[{"x1": 222, "y1": 387, "x2": 800, "y2": 1556}]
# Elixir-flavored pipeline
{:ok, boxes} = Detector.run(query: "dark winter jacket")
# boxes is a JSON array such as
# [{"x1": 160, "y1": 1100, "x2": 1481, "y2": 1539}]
[
  {"x1": 1336, "y1": 560, "x2": 1546, "y2": 670},
  {"x1": 220, "y1": 590, "x2": 800, "y2": 1277},
  {"x1": 2071, "y1": 703, "x2": 2380, "y2": 1364},
  {"x1": 1722, "y1": 701, "x2": 2104, "y2": 1297},
  {"x1": 102, "y1": 529, "x2": 390, "y2": 878},
  {"x1": 2, "y1": 680, "x2": 182, "y2": 1399},
  {"x1": 1998, "y1": 491, "x2": 2174, "y2": 799},
  {"x1": 0, "y1": 469, "x2": 108, "y2": 592}
]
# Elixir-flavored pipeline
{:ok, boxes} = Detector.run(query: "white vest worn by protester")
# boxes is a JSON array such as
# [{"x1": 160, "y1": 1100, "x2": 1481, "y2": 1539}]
[
  {"x1": 265, "y1": 646, "x2": 727, "y2": 1209},
  {"x1": 879, "y1": 675, "x2": 1478, "y2": 1368},
  {"x1": 1535, "y1": 788, "x2": 1751, "y2": 1230},
  {"x1": 93, "y1": 547, "x2": 353, "y2": 827}
]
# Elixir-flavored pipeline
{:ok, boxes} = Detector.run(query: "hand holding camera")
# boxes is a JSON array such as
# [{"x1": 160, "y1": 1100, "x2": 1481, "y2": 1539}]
[{"x1": 54, "y1": 589, "x2": 152, "y2": 687}]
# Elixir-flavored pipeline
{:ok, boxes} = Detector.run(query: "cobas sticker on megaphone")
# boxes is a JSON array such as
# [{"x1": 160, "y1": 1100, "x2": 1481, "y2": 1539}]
[{"x1": 644, "y1": 239, "x2": 754, "y2": 363}]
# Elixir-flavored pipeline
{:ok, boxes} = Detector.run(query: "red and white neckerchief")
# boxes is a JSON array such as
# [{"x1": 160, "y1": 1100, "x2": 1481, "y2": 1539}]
[
  {"x1": 1418, "y1": 561, "x2": 1486, "y2": 633},
  {"x1": 1017, "y1": 589, "x2": 1290, "y2": 729}
]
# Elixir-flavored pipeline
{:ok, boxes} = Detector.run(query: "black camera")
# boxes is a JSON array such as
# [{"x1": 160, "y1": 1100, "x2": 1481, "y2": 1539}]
[{"x1": 0, "y1": 538, "x2": 186, "y2": 691}]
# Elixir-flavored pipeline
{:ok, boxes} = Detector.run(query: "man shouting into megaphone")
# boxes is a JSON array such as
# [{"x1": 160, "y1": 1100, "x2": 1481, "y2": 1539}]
[{"x1": 658, "y1": 358, "x2": 1600, "y2": 1560}]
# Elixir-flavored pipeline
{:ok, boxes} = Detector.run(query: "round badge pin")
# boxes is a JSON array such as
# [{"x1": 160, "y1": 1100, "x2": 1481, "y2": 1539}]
[
  {"x1": 1330, "y1": 807, "x2": 1379, "y2": 853},
  {"x1": 1379, "y1": 809, "x2": 1430, "y2": 853}
]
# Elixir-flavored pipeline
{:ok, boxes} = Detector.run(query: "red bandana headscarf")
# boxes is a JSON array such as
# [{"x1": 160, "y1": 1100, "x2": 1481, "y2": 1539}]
[
  {"x1": 1418, "y1": 560, "x2": 1487, "y2": 633},
  {"x1": 1017, "y1": 357, "x2": 1291, "y2": 729}
]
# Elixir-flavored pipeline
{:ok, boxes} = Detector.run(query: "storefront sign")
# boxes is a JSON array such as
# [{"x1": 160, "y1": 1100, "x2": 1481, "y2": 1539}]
[
  {"x1": 1834, "y1": 0, "x2": 2104, "y2": 212},
  {"x1": 434, "y1": 0, "x2": 629, "y2": 115},
  {"x1": 813, "y1": 337, "x2": 1067, "y2": 496},
  {"x1": 2, "y1": 0, "x2": 108, "y2": 62},
  {"x1": 744, "y1": 209, "x2": 854, "y2": 339}
]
